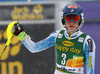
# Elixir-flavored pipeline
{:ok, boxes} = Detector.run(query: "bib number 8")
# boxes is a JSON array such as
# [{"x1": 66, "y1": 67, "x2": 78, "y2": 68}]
[{"x1": 61, "y1": 53, "x2": 66, "y2": 65}]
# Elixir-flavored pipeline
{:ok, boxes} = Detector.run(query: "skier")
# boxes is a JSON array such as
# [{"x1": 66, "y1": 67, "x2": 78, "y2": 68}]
[{"x1": 10, "y1": 3, "x2": 95, "y2": 74}]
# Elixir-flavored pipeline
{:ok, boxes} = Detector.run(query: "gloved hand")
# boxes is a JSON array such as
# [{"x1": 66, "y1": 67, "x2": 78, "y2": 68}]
[
  {"x1": 12, "y1": 22, "x2": 24, "y2": 36},
  {"x1": 12, "y1": 21, "x2": 27, "y2": 40}
]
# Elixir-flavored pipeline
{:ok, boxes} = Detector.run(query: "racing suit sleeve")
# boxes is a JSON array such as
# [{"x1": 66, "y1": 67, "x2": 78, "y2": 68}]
[
  {"x1": 20, "y1": 31, "x2": 60, "y2": 53},
  {"x1": 84, "y1": 35, "x2": 96, "y2": 74}
]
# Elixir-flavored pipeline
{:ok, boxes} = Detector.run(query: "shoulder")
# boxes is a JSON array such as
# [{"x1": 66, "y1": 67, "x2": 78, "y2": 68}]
[
  {"x1": 83, "y1": 33, "x2": 93, "y2": 43},
  {"x1": 79, "y1": 31, "x2": 90, "y2": 38},
  {"x1": 48, "y1": 30, "x2": 62, "y2": 37},
  {"x1": 81, "y1": 31, "x2": 95, "y2": 44},
  {"x1": 79, "y1": 31, "x2": 88, "y2": 37},
  {"x1": 84, "y1": 34, "x2": 96, "y2": 49},
  {"x1": 85, "y1": 35, "x2": 94, "y2": 41}
]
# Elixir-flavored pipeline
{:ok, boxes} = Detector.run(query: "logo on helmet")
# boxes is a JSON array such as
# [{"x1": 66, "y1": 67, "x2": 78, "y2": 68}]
[
  {"x1": 68, "y1": 5, "x2": 78, "y2": 9},
  {"x1": 71, "y1": 9, "x2": 74, "y2": 12}
]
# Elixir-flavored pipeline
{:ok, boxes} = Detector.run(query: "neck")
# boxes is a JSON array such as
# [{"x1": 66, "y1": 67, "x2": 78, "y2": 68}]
[
  {"x1": 68, "y1": 32, "x2": 73, "y2": 40},
  {"x1": 69, "y1": 32, "x2": 73, "y2": 35}
]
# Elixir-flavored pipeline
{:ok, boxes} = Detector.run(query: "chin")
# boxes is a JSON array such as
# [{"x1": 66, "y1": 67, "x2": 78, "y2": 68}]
[{"x1": 69, "y1": 29, "x2": 74, "y2": 31}]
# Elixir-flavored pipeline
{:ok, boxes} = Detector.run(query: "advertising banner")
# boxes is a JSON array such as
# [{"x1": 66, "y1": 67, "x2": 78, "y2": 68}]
[
  {"x1": 0, "y1": 24, "x2": 55, "y2": 74},
  {"x1": 0, "y1": 3, "x2": 55, "y2": 21}
]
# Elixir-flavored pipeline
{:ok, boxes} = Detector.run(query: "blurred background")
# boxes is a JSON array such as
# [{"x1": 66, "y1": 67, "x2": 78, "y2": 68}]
[{"x1": 0, "y1": 0, "x2": 100, "y2": 74}]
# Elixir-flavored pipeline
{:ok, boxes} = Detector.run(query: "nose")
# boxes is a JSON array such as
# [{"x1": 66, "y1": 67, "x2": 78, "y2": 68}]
[{"x1": 70, "y1": 21, "x2": 74, "y2": 24}]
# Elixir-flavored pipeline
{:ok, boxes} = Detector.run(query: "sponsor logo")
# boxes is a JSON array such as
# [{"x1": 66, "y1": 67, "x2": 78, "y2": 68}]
[
  {"x1": 78, "y1": 69, "x2": 81, "y2": 72},
  {"x1": 78, "y1": 37, "x2": 84, "y2": 43},
  {"x1": 71, "y1": 9, "x2": 74, "y2": 12},
  {"x1": 56, "y1": 64, "x2": 83, "y2": 73},
  {"x1": 89, "y1": 56, "x2": 92, "y2": 68},
  {"x1": 62, "y1": 41, "x2": 74, "y2": 47},
  {"x1": 58, "y1": 33, "x2": 63, "y2": 38},
  {"x1": 57, "y1": 66, "x2": 76, "y2": 72},
  {"x1": 56, "y1": 44, "x2": 81, "y2": 54},
  {"x1": 87, "y1": 38, "x2": 93, "y2": 52},
  {"x1": 68, "y1": 5, "x2": 78, "y2": 9}
]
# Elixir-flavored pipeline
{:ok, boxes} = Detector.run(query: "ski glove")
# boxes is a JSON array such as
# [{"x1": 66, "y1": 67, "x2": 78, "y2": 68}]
[
  {"x1": 12, "y1": 22, "x2": 24, "y2": 36},
  {"x1": 12, "y1": 21, "x2": 27, "y2": 40}
]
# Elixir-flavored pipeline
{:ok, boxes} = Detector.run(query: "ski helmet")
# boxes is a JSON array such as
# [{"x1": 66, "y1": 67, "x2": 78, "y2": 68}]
[{"x1": 61, "y1": 4, "x2": 84, "y2": 33}]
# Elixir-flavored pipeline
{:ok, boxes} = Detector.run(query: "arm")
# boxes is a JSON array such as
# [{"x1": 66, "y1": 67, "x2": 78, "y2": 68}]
[
  {"x1": 10, "y1": 21, "x2": 59, "y2": 53},
  {"x1": 84, "y1": 35, "x2": 96, "y2": 74},
  {"x1": 20, "y1": 34, "x2": 56, "y2": 53}
]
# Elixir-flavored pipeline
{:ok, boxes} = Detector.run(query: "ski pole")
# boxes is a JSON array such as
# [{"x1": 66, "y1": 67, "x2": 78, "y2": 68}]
[{"x1": 0, "y1": 21, "x2": 17, "y2": 59}]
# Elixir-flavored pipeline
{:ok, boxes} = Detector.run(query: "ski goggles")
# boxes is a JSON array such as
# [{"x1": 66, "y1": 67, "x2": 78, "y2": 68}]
[{"x1": 64, "y1": 14, "x2": 81, "y2": 23}]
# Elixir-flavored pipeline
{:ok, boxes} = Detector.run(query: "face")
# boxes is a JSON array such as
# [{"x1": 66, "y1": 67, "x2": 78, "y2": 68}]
[{"x1": 65, "y1": 21, "x2": 79, "y2": 31}]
